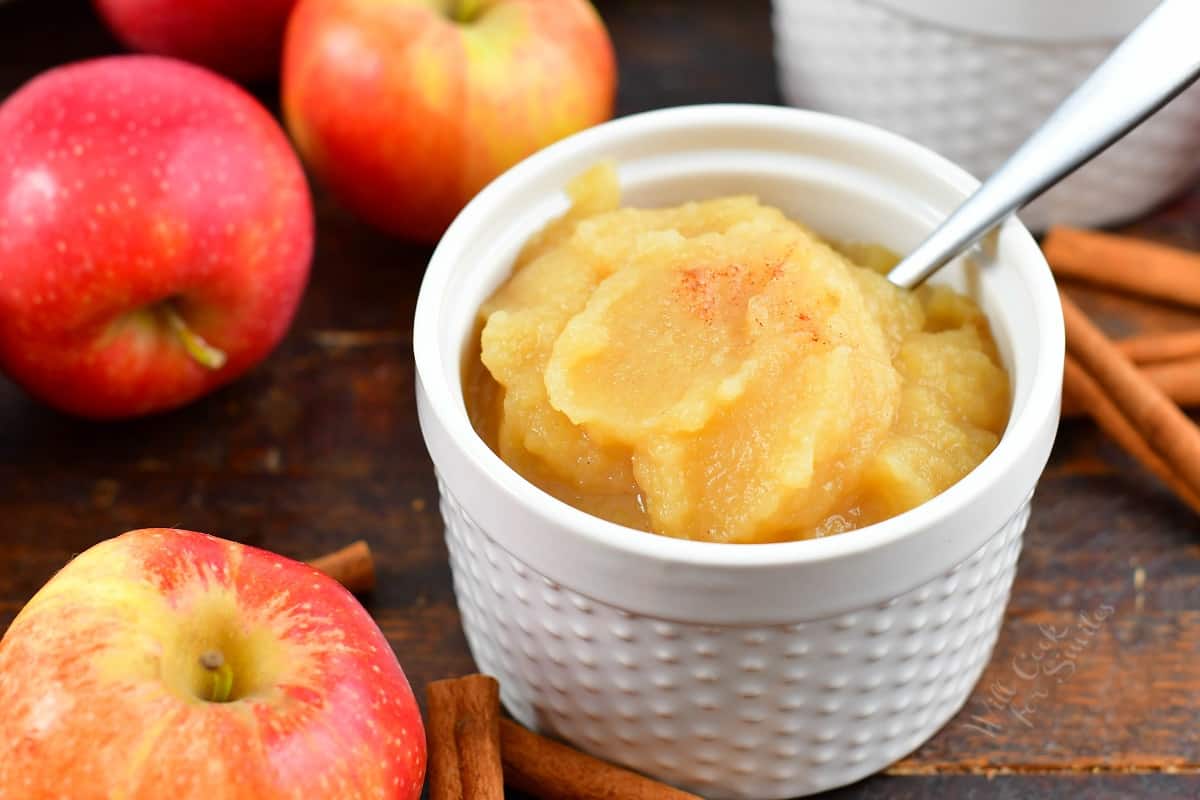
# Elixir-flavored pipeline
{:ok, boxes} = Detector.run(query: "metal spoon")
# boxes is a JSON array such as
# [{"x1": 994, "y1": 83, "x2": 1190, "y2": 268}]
[{"x1": 887, "y1": 0, "x2": 1200, "y2": 290}]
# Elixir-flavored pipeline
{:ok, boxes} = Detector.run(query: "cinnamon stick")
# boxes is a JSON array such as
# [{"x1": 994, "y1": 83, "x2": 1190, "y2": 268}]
[
  {"x1": 307, "y1": 540, "x2": 375, "y2": 594},
  {"x1": 1063, "y1": 357, "x2": 1200, "y2": 513},
  {"x1": 500, "y1": 718, "x2": 702, "y2": 800},
  {"x1": 1060, "y1": 291, "x2": 1200, "y2": 504},
  {"x1": 426, "y1": 675, "x2": 504, "y2": 800},
  {"x1": 1044, "y1": 227, "x2": 1200, "y2": 310},
  {"x1": 1138, "y1": 358, "x2": 1200, "y2": 409},
  {"x1": 1063, "y1": 355, "x2": 1200, "y2": 416},
  {"x1": 1116, "y1": 329, "x2": 1200, "y2": 365}
]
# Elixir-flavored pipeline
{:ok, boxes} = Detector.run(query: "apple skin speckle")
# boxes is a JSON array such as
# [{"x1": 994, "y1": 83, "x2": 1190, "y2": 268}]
[{"x1": 0, "y1": 55, "x2": 314, "y2": 419}]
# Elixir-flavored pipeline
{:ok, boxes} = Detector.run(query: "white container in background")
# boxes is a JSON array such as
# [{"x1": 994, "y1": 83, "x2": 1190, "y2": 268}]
[
  {"x1": 414, "y1": 105, "x2": 1064, "y2": 798},
  {"x1": 774, "y1": 0, "x2": 1200, "y2": 230}
]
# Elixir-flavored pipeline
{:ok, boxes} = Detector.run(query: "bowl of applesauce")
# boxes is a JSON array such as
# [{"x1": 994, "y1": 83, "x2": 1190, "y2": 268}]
[{"x1": 414, "y1": 104, "x2": 1064, "y2": 799}]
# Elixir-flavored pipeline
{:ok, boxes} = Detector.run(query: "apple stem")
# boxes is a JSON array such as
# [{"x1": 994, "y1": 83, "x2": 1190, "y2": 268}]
[
  {"x1": 454, "y1": 0, "x2": 485, "y2": 23},
  {"x1": 200, "y1": 650, "x2": 234, "y2": 703},
  {"x1": 164, "y1": 306, "x2": 227, "y2": 370}
]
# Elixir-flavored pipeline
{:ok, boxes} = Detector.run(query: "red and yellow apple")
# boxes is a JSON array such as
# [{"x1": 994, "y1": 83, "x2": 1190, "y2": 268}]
[
  {"x1": 0, "y1": 56, "x2": 313, "y2": 419},
  {"x1": 282, "y1": 0, "x2": 616, "y2": 242},
  {"x1": 0, "y1": 528, "x2": 426, "y2": 799},
  {"x1": 92, "y1": 0, "x2": 300, "y2": 81}
]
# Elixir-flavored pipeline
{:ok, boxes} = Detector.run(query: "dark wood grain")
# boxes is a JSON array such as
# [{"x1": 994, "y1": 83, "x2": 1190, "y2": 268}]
[
  {"x1": 3, "y1": 1, "x2": 1200, "y2": 798},
  {"x1": 825, "y1": 775, "x2": 1200, "y2": 799}
]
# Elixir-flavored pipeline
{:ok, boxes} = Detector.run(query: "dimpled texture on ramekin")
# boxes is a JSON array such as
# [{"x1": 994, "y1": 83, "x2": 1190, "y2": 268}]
[
  {"x1": 773, "y1": 0, "x2": 1200, "y2": 231},
  {"x1": 441, "y1": 472, "x2": 1030, "y2": 800}
]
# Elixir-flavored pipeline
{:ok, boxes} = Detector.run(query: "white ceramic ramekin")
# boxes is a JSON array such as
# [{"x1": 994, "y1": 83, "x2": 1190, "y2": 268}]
[
  {"x1": 414, "y1": 105, "x2": 1064, "y2": 799},
  {"x1": 774, "y1": 0, "x2": 1200, "y2": 231}
]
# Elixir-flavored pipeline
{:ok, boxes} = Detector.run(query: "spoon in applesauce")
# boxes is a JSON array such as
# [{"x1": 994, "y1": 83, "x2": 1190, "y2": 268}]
[{"x1": 887, "y1": 0, "x2": 1200, "y2": 290}]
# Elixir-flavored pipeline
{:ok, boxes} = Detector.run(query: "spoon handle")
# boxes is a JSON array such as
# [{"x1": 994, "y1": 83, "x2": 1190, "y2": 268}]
[{"x1": 887, "y1": 0, "x2": 1200, "y2": 290}]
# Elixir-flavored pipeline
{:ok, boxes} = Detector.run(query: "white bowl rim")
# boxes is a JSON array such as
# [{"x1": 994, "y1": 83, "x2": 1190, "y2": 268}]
[{"x1": 414, "y1": 103, "x2": 1063, "y2": 573}]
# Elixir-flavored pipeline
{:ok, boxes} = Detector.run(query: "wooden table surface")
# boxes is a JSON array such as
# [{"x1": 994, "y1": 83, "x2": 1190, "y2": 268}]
[{"x1": 3, "y1": 2, "x2": 1199, "y2": 798}]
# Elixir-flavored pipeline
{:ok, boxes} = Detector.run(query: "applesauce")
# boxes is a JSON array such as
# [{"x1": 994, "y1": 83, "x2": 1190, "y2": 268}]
[{"x1": 465, "y1": 165, "x2": 1010, "y2": 543}]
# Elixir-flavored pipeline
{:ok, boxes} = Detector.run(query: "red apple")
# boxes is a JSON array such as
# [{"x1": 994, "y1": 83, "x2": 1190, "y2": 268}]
[
  {"x1": 0, "y1": 56, "x2": 313, "y2": 419},
  {"x1": 92, "y1": 0, "x2": 300, "y2": 81},
  {"x1": 0, "y1": 528, "x2": 426, "y2": 799},
  {"x1": 282, "y1": 0, "x2": 616, "y2": 242}
]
